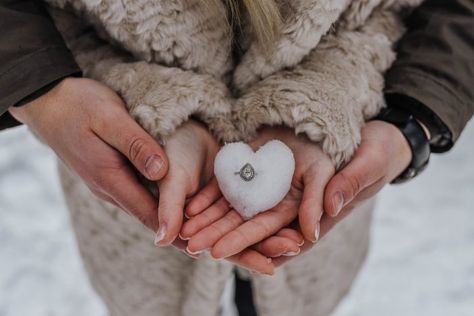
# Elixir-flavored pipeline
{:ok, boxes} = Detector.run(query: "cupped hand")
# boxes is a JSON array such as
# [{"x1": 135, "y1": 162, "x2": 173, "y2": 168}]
[
  {"x1": 271, "y1": 120, "x2": 413, "y2": 268},
  {"x1": 9, "y1": 77, "x2": 169, "y2": 230},
  {"x1": 180, "y1": 126, "x2": 335, "y2": 265},
  {"x1": 153, "y1": 120, "x2": 220, "y2": 246}
]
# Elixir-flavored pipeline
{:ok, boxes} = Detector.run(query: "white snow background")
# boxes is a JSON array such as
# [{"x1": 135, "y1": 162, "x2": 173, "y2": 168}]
[{"x1": 1, "y1": 122, "x2": 473, "y2": 316}]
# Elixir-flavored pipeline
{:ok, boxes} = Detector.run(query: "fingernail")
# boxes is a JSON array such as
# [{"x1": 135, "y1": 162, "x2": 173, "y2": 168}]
[
  {"x1": 283, "y1": 249, "x2": 301, "y2": 257},
  {"x1": 181, "y1": 249, "x2": 200, "y2": 259},
  {"x1": 314, "y1": 221, "x2": 320, "y2": 243},
  {"x1": 154, "y1": 223, "x2": 167, "y2": 246},
  {"x1": 332, "y1": 192, "x2": 344, "y2": 217},
  {"x1": 186, "y1": 246, "x2": 204, "y2": 256},
  {"x1": 179, "y1": 233, "x2": 190, "y2": 241},
  {"x1": 145, "y1": 155, "x2": 163, "y2": 179},
  {"x1": 297, "y1": 240, "x2": 305, "y2": 247}
]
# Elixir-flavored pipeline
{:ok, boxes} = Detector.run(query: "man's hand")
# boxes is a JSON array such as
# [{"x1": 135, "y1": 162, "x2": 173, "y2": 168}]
[
  {"x1": 324, "y1": 120, "x2": 412, "y2": 217},
  {"x1": 9, "y1": 77, "x2": 169, "y2": 231},
  {"x1": 271, "y1": 120, "x2": 413, "y2": 268}
]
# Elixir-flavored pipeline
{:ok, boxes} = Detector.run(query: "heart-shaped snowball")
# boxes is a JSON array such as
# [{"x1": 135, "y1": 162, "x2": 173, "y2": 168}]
[{"x1": 214, "y1": 140, "x2": 295, "y2": 220}]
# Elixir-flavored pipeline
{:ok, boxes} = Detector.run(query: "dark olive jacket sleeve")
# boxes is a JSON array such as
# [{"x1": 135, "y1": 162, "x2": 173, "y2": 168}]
[
  {"x1": 385, "y1": 0, "x2": 474, "y2": 152},
  {"x1": 0, "y1": 0, "x2": 81, "y2": 130}
]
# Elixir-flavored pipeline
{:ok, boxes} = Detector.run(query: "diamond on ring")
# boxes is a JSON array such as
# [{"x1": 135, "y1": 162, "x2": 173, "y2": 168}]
[{"x1": 234, "y1": 163, "x2": 256, "y2": 182}]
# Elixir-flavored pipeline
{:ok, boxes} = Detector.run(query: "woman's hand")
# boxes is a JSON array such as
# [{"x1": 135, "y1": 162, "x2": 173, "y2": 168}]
[
  {"x1": 180, "y1": 126, "x2": 335, "y2": 267},
  {"x1": 153, "y1": 120, "x2": 220, "y2": 246},
  {"x1": 9, "y1": 77, "x2": 169, "y2": 230}
]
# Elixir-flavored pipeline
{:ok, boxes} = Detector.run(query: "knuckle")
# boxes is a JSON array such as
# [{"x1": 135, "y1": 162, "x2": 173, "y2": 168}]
[
  {"x1": 234, "y1": 228, "x2": 253, "y2": 246},
  {"x1": 228, "y1": 211, "x2": 244, "y2": 226},
  {"x1": 127, "y1": 136, "x2": 149, "y2": 163},
  {"x1": 251, "y1": 219, "x2": 272, "y2": 238},
  {"x1": 209, "y1": 222, "x2": 226, "y2": 239}
]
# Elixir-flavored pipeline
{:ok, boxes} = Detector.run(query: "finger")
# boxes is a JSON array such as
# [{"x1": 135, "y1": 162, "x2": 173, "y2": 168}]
[
  {"x1": 275, "y1": 228, "x2": 304, "y2": 246},
  {"x1": 253, "y1": 236, "x2": 301, "y2": 258},
  {"x1": 180, "y1": 197, "x2": 230, "y2": 240},
  {"x1": 211, "y1": 204, "x2": 297, "y2": 259},
  {"x1": 155, "y1": 173, "x2": 188, "y2": 246},
  {"x1": 227, "y1": 250, "x2": 274, "y2": 275},
  {"x1": 185, "y1": 177, "x2": 222, "y2": 217},
  {"x1": 319, "y1": 180, "x2": 384, "y2": 241},
  {"x1": 99, "y1": 166, "x2": 160, "y2": 231},
  {"x1": 92, "y1": 106, "x2": 169, "y2": 181},
  {"x1": 186, "y1": 210, "x2": 243, "y2": 254},
  {"x1": 272, "y1": 240, "x2": 314, "y2": 268},
  {"x1": 298, "y1": 166, "x2": 332, "y2": 243},
  {"x1": 89, "y1": 188, "x2": 119, "y2": 207},
  {"x1": 324, "y1": 144, "x2": 383, "y2": 218}
]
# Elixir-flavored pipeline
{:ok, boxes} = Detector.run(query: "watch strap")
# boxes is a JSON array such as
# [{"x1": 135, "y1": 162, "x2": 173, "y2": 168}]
[{"x1": 375, "y1": 107, "x2": 431, "y2": 184}]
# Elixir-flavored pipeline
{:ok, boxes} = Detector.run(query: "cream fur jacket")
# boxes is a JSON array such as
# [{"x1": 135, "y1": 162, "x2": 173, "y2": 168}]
[{"x1": 46, "y1": 1, "x2": 422, "y2": 315}]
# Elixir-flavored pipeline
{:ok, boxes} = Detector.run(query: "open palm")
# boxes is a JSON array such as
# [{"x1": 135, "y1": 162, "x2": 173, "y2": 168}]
[{"x1": 180, "y1": 126, "x2": 335, "y2": 273}]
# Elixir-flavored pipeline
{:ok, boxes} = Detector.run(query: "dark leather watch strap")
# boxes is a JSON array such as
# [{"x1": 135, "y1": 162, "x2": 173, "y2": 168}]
[{"x1": 374, "y1": 107, "x2": 431, "y2": 184}]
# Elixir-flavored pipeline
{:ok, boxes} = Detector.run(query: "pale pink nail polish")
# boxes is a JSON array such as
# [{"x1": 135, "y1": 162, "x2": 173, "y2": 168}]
[
  {"x1": 154, "y1": 223, "x2": 167, "y2": 246},
  {"x1": 186, "y1": 246, "x2": 204, "y2": 256},
  {"x1": 179, "y1": 233, "x2": 190, "y2": 241},
  {"x1": 332, "y1": 192, "x2": 344, "y2": 217},
  {"x1": 283, "y1": 249, "x2": 301, "y2": 257},
  {"x1": 314, "y1": 221, "x2": 321, "y2": 242}
]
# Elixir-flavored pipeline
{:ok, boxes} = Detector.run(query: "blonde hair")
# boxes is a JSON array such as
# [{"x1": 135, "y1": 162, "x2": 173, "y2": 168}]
[{"x1": 204, "y1": 0, "x2": 283, "y2": 49}]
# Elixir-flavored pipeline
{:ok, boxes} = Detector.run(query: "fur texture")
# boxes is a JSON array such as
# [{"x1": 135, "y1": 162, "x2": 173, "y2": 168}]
[
  {"x1": 46, "y1": 0, "x2": 423, "y2": 314},
  {"x1": 59, "y1": 162, "x2": 374, "y2": 316},
  {"x1": 48, "y1": 0, "x2": 422, "y2": 167}
]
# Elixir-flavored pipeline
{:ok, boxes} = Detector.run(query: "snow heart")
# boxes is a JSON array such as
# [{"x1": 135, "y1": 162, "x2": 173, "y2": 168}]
[{"x1": 214, "y1": 140, "x2": 295, "y2": 220}]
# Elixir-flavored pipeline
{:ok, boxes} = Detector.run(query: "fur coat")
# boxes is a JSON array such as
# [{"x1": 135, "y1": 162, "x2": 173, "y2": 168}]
[{"x1": 46, "y1": 0, "x2": 421, "y2": 315}]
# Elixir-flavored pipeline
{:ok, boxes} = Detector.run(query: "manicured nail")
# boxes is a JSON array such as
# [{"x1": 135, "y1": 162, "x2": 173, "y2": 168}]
[
  {"x1": 283, "y1": 249, "x2": 301, "y2": 257},
  {"x1": 332, "y1": 192, "x2": 344, "y2": 217},
  {"x1": 313, "y1": 222, "x2": 321, "y2": 243},
  {"x1": 181, "y1": 249, "x2": 200, "y2": 259},
  {"x1": 154, "y1": 223, "x2": 167, "y2": 246},
  {"x1": 186, "y1": 246, "x2": 204, "y2": 256},
  {"x1": 145, "y1": 155, "x2": 163, "y2": 179},
  {"x1": 179, "y1": 233, "x2": 190, "y2": 241}
]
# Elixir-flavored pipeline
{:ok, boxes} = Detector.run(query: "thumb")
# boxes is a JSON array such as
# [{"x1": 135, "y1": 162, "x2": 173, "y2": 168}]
[
  {"x1": 155, "y1": 172, "x2": 188, "y2": 246},
  {"x1": 92, "y1": 106, "x2": 169, "y2": 181},
  {"x1": 324, "y1": 144, "x2": 381, "y2": 217}
]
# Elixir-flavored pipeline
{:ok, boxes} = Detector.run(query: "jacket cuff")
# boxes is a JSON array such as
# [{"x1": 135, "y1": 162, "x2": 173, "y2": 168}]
[
  {"x1": 0, "y1": 46, "x2": 82, "y2": 130},
  {"x1": 385, "y1": 67, "x2": 469, "y2": 148}
]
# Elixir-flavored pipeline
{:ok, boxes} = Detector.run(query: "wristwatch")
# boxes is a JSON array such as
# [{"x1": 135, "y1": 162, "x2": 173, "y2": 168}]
[{"x1": 374, "y1": 106, "x2": 431, "y2": 184}]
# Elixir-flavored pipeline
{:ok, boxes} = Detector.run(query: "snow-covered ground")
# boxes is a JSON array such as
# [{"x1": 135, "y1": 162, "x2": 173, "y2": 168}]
[{"x1": 1, "y1": 122, "x2": 473, "y2": 316}]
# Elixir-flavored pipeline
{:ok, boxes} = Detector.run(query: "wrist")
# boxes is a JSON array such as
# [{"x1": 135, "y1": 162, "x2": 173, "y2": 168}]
[
  {"x1": 374, "y1": 107, "x2": 431, "y2": 184},
  {"x1": 8, "y1": 77, "x2": 85, "y2": 125}
]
